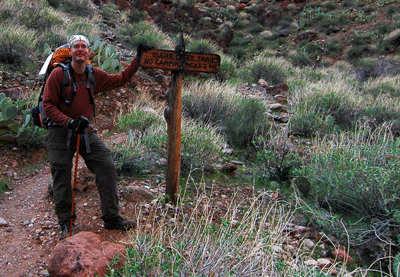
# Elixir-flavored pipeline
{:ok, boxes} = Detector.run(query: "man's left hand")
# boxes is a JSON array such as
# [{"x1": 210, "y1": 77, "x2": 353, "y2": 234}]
[{"x1": 137, "y1": 44, "x2": 154, "y2": 60}]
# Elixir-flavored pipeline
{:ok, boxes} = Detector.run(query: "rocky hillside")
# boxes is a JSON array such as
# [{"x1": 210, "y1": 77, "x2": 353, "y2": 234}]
[{"x1": 127, "y1": 0, "x2": 400, "y2": 65}]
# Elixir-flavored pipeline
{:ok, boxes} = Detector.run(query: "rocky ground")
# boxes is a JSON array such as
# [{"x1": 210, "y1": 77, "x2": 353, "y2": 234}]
[{"x1": 0, "y1": 139, "x2": 157, "y2": 277}]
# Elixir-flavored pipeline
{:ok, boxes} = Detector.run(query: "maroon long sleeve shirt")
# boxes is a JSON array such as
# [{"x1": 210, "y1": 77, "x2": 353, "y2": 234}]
[{"x1": 43, "y1": 56, "x2": 140, "y2": 127}]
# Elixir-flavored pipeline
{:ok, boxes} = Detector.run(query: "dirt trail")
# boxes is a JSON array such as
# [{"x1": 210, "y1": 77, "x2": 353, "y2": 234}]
[{"x1": 0, "y1": 151, "x2": 138, "y2": 277}]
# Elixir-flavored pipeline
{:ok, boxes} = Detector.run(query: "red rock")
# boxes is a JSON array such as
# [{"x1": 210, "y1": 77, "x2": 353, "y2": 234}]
[
  {"x1": 47, "y1": 231, "x2": 126, "y2": 277},
  {"x1": 333, "y1": 248, "x2": 354, "y2": 264}
]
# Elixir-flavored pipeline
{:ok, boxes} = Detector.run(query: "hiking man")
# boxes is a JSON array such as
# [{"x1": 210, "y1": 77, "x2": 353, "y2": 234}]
[{"x1": 43, "y1": 34, "x2": 150, "y2": 239}]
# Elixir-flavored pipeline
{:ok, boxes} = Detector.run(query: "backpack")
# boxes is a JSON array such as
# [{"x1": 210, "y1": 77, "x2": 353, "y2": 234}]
[{"x1": 31, "y1": 44, "x2": 96, "y2": 129}]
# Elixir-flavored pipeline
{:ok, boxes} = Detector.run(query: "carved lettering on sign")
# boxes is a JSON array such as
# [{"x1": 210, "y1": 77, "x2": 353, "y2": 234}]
[{"x1": 140, "y1": 50, "x2": 221, "y2": 73}]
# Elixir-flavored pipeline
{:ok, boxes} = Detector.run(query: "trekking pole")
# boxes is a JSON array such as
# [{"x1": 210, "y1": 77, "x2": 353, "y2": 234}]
[{"x1": 70, "y1": 133, "x2": 80, "y2": 237}]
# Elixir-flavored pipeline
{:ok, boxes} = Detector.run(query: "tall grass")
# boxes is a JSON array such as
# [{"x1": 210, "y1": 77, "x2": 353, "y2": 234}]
[{"x1": 106, "y1": 182, "x2": 356, "y2": 276}]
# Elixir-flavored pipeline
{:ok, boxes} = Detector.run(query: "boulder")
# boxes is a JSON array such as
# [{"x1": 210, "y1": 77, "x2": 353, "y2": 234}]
[
  {"x1": 123, "y1": 186, "x2": 155, "y2": 203},
  {"x1": 47, "y1": 231, "x2": 126, "y2": 277}
]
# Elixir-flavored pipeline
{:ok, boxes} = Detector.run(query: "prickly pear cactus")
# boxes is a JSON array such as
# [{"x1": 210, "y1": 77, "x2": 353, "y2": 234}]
[
  {"x1": 91, "y1": 37, "x2": 125, "y2": 74},
  {"x1": 0, "y1": 93, "x2": 31, "y2": 142}
]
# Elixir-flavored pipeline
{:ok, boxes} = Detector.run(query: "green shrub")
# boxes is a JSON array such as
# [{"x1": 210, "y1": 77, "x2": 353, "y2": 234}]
[
  {"x1": 182, "y1": 81, "x2": 236, "y2": 124},
  {"x1": 381, "y1": 28, "x2": 400, "y2": 53},
  {"x1": 310, "y1": 92, "x2": 354, "y2": 129},
  {"x1": 224, "y1": 98, "x2": 270, "y2": 148},
  {"x1": 289, "y1": 112, "x2": 324, "y2": 137},
  {"x1": 116, "y1": 110, "x2": 163, "y2": 133},
  {"x1": 186, "y1": 39, "x2": 218, "y2": 54},
  {"x1": 0, "y1": 9, "x2": 13, "y2": 22},
  {"x1": 119, "y1": 22, "x2": 172, "y2": 49},
  {"x1": 180, "y1": 119, "x2": 226, "y2": 172},
  {"x1": 127, "y1": 8, "x2": 148, "y2": 23},
  {"x1": 354, "y1": 58, "x2": 382, "y2": 80},
  {"x1": 386, "y1": 4, "x2": 400, "y2": 17},
  {"x1": 215, "y1": 57, "x2": 238, "y2": 83},
  {"x1": 60, "y1": 0, "x2": 95, "y2": 18},
  {"x1": 288, "y1": 51, "x2": 313, "y2": 67},
  {"x1": 299, "y1": 140, "x2": 400, "y2": 220},
  {"x1": 46, "y1": 0, "x2": 61, "y2": 8},
  {"x1": 0, "y1": 26, "x2": 36, "y2": 66},
  {"x1": 36, "y1": 32, "x2": 66, "y2": 52},
  {"x1": 360, "y1": 105, "x2": 400, "y2": 126},
  {"x1": 18, "y1": 6, "x2": 64, "y2": 32},
  {"x1": 239, "y1": 56, "x2": 290, "y2": 85},
  {"x1": 100, "y1": 3, "x2": 119, "y2": 21}
]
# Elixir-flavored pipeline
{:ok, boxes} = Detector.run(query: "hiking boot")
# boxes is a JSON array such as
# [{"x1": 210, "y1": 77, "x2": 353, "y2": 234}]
[
  {"x1": 104, "y1": 215, "x2": 136, "y2": 231},
  {"x1": 59, "y1": 224, "x2": 71, "y2": 240}
]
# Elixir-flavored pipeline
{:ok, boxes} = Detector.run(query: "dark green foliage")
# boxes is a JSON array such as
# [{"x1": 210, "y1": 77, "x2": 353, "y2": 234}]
[
  {"x1": 239, "y1": 59, "x2": 288, "y2": 86},
  {"x1": 36, "y1": 33, "x2": 66, "y2": 53},
  {"x1": 311, "y1": 92, "x2": 354, "y2": 129},
  {"x1": 182, "y1": 92, "x2": 231, "y2": 125},
  {"x1": 224, "y1": 98, "x2": 269, "y2": 148},
  {"x1": 346, "y1": 45, "x2": 374, "y2": 63},
  {"x1": 289, "y1": 112, "x2": 324, "y2": 137},
  {"x1": 215, "y1": 59, "x2": 238, "y2": 82},
  {"x1": 127, "y1": 8, "x2": 148, "y2": 23},
  {"x1": 288, "y1": 51, "x2": 313, "y2": 67},
  {"x1": 187, "y1": 40, "x2": 216, "y2": 54},
  {"x1": 0, "y1": 32, "x2": 34, "y2": 66},
  {"x1": 116, "y1": 110, "x2": 162, "y2": 133},
  {"x1": 0, "y1": 9, "x2": 13, "y2": 22},
  {"x1": 256, "y1": 148, "x2": 301, "y2": 184},
  {"x1": 18, "y1": 6, "x2": 63, "y2": 32},
  {"x1": 364, "y1": 83, "x2": 400, "y2": 98},
  {"x1": 360, "y1": 106, "x2": 400, "y2": 126},
  {"x1": 354, "y1": 58, "x2": 382, "y2": 80},
  {"x1": 60, "y1": 0, "x2": 95, "y2": 18},
  {"x1": 386, "y1": 4, "x2": 400, "y2": 17},
  {"x1": 46, "y1": 0, "x2": 61, "y2": 8},
  {"x1": 100, "y1": 3, "x2": 119, "y2": 21}
]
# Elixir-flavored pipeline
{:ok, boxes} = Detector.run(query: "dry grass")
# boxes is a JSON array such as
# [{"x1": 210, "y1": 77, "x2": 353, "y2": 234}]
[{"x1": 106, "y1": 180, "x2": 374, "y2": 276}]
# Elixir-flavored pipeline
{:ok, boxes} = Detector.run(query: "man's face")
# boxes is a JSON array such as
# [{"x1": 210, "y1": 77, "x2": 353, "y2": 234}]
[{"x1": 69, "y1": 40, "x2": 91, "y2": 64}]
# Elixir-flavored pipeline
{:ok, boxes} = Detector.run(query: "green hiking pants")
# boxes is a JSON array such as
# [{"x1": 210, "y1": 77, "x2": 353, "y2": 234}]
[{"x1": 46, "y1": 127, "x2": 119, "y2": 226}]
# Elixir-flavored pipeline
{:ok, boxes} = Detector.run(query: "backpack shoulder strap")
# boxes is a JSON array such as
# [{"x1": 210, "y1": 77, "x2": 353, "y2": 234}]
[{"x1": 85, "y1": 65, "x2": 96, "y2": 116}]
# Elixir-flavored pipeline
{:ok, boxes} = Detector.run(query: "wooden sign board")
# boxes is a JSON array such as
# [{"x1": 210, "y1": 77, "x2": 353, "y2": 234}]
[{"x1": 140, "y1": 49, "x2": 221, "y2": 73}]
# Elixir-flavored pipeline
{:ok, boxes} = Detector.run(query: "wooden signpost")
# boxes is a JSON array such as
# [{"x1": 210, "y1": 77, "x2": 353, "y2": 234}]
[{"x1": 140, "y1": 34, "x2": 220, "y2": 204}]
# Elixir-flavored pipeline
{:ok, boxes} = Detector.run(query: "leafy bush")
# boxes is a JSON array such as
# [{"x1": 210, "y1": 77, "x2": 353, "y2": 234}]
[
  {"x1": 46, "y1": 0, "x2": 61, "y2": 8},
  {"x1": 254, "y1": 132, "x2": 302, "y2": 184},
  {"x1": 288, "y1": 50, "x2": 313, "y2": 67},
  {"x1": 224, "y1": 98, "x2": 270, "y2": 148},
  {"x1": 239, "y1": 56, "x2": 290, "y2": 85},
  {"x1": 289, "y1": 112, "x2": 325, "y2": 137},
  {"x1": 0, "y1": 26, "x2": 36, "y2": 67},
  {"x1": 180, "y1": 119, "x2": 226, "y2": 172},
  {"x1": 100, "y1": 3, "x2": 120, "y2": 21},
  {"x1": 18, "y1": 6, "x2": 64, "y2": 32},
  {"x1": 60, "y1": 0, "x2": 95, "y2": 18},
  {"x1": 119, "y1": 21, "x2": 173, "y2": 49},
  {"x1": 360, "y1": 105, "x2": 400, "y2": 126},
  {"x1": 381, "y1": 28, "x2": 400, "y2": 53},
  {"x1": 296, "y1": 92, "x2": 354, "y2": 131},
  {"x1": 116, "y1": 109, "x2": 163, "y2": 133},
  {"x1": 127, "y1": 8, "x2": 148, "y2": 23},
  {"x1": 182, "y1": 81, "x2": 237, "y2": 125},
  {"x1": 311, "y1": 92, "x2": 354, "y2": 129},
  {"x1": 186, "y1": 38, "x2": 219, "y2": 54},
  {"x1": 299, "y1": 139, "x2": 400, "y2": 220},
  {"x1": 215, "y1": 56, "x2": 238, "y2": 83}
]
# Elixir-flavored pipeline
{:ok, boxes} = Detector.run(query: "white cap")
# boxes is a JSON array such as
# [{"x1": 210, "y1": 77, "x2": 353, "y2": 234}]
[{"x1": 68, "y1": 35, "x2": 90, "y2": 47}]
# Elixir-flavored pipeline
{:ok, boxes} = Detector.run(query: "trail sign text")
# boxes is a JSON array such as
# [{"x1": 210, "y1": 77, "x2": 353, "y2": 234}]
[{"x1": 140, "y1": 49, "x2": 220, "y2": 73}]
